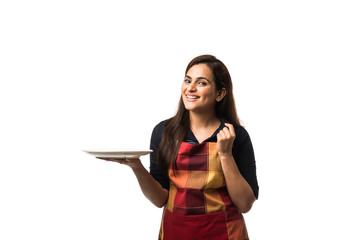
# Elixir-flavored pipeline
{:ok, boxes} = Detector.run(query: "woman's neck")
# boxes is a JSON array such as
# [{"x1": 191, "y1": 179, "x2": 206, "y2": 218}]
[{"x1": 189, "y1": 110, "x2": 219, "y2": 130}]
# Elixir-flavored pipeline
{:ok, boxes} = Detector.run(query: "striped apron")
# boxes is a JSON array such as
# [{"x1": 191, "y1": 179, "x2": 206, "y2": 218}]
[{"x1": 159, "y1": 141, "x2": 249, "y2": 240}]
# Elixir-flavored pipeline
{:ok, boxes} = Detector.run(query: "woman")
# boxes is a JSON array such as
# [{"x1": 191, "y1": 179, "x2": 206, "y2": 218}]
[{"x1": 101, "y1": 55, "x2": 259, "y2": 240}]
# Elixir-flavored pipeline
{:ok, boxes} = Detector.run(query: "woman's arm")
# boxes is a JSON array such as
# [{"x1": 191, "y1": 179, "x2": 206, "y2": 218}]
[
  {"x1": 97, "y1": 158, "x2": 168, "y2": 208},
  {"x1": 217, "y1": 123, "x2": 256, "y2": 213},
  {"x1": 130, "y1": 159, "x2": 169, "y2": 208},
  {"x1": 218, "y1": 155, "x2": 256, "y2": 213}
]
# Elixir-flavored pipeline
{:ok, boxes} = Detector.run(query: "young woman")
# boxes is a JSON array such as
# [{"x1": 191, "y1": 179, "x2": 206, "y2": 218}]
[{"x1": 100, "y1": 55, "x2": 259, "y2": 240}]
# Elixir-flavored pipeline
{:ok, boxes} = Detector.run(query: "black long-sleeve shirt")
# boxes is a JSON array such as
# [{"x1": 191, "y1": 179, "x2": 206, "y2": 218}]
[{"x1": 149, "y1": 117, "x2": 259, "y2": 199}]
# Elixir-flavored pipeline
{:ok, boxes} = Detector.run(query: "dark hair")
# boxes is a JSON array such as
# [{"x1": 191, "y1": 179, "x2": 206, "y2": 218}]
[{"x1": 157, "y1": 54, "x2": 240, "y2": 177}]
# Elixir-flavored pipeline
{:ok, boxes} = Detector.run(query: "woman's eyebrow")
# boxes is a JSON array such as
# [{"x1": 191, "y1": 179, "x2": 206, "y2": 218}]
[{"x1": 185, "y1": 75, "x2": 210, "y2": 82}]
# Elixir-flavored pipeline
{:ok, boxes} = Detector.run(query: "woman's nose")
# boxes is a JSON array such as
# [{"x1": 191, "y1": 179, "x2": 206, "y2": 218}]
[{"x1": 187, "y1": 82, "x2": 196, "y2": 91}]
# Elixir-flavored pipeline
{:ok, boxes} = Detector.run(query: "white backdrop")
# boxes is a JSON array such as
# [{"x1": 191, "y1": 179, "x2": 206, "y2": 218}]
[{"x1": 1, "y1": 0, "x2": 359, "y2": 239}]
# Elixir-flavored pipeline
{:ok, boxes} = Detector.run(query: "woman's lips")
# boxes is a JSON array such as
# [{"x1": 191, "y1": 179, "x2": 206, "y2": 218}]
[{"x1": 186, "y1": 95, "x2": 200, "y2": 101}]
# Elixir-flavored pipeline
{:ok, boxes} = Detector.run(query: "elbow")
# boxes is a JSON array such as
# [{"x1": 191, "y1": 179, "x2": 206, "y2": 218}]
[
  {"x1": 150, "y1": 198, "x2": 166, "y2": 208},
  {"x1": 236, "y1": 196, "x2": 256, "y2": 213},
  {"x1": 154, "y1": 201, "x2": 167, "y2": 208},
  {"x1": 152, "y1": 189, "x2": 168, "y2": 208},
  {"x1": 154, "y1": 204, "x2": 163, "y2": 208},
  {"x1": 240, "y1": 203, "x2": 253, "y2": 213}
]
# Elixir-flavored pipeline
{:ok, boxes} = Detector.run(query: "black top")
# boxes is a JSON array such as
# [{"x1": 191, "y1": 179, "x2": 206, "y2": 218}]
[{"x1": 149, "y1": 117, "x2": 259, "y2": 199}]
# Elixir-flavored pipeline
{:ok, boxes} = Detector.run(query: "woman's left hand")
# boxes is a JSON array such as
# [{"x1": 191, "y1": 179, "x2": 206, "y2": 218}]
[{"x1": 217, "y1": 123, "x2": 236, "y2": 159}]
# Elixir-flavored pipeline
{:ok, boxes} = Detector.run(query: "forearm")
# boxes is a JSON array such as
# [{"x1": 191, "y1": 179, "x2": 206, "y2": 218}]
[
  {"x1": 220, "y1": 155, "x2": 256, "y2": 213},
  {"x1": 132, "y1": 164, "x2": 169, "y2": 208}
]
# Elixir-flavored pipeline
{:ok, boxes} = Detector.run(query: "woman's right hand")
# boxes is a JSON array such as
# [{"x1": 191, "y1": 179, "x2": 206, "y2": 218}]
[{"x1": 96, "y1": 157, "x2": 142, "y2": 169}]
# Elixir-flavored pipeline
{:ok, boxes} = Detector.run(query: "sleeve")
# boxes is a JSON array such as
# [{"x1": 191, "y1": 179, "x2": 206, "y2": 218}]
[
  {"x1": 232, "y1": 126, "x2": 259, "y2": 199},
  {"x1": 149, "y1": 120, "x2": 170, "y2": 190}
]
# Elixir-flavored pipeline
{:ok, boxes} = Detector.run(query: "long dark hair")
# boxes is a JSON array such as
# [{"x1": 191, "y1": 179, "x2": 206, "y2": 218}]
[{"x1": 157, "y1": 54, "x2": 240, "y2": 177}]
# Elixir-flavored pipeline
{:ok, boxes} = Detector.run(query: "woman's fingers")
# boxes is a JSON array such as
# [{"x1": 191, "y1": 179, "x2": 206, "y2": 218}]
[
  {"x1": 218, "y1": 123, "x2": 235, "y2": 140},
  {"x1": 95, "y1": 157, "x2": 142, "y2": 169},
  {"x1": 224, "y1": 123, "x2": 235, "y2": 137},
  {"x1": 222, "y1": 127, "x2": 231, "y2": 138},
  {"x1": 217, "y1": 124, "x2": 236, "y2": 157},
  {"x1": 118, "y1": 159, "x2": 127, "y2": 164},
  {"x1": 96, "y1": 157, "x2": 114, "y2": 161},
  {"x1": 96, "y1": 157, "x2": 127, "y2": 164}
]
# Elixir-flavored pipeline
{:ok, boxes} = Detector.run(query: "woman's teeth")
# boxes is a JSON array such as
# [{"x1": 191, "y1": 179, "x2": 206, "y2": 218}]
[{"x1": 187, "y1": 95, "x2": 199, "y2": 99}]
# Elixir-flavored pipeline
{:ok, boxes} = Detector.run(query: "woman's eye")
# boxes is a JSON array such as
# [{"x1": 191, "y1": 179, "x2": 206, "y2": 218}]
[
  {"x1": 198, "y1": 81, "x2": 207, "y2": 86},
  {"x1": 184, "y1": 79, "x2": 191, "y2": 83}
]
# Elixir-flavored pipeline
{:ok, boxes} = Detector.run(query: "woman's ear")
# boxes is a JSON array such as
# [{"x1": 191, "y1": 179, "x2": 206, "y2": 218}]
[{"x1": 216, "y1": 88, "x2": 227, "y2": 102}]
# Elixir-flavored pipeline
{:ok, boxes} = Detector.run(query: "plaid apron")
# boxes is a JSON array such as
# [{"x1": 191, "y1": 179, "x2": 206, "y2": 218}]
[{"x1": 159, "y1": 141, "x2": 249, "y2": 240}]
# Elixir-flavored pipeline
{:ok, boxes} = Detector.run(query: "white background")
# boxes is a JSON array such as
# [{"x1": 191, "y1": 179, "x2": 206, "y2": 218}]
[{"x1": 1, "y1": 0, "x2": 359, "y2": 239}]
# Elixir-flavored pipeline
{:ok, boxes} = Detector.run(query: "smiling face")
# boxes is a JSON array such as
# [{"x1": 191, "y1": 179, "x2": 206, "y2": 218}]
[{"x1": 181, "y1": 64, "x2": 225, "y2": 113}]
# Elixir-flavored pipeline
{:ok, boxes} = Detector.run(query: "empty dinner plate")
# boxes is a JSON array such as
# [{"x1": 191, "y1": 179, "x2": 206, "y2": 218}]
[{"x1": 83, "y1": 149, "x2": 153, "y2": 159}]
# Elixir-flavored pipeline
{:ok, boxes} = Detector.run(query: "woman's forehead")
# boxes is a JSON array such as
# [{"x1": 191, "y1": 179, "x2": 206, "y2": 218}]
[{"x1": 186, "y1": 64, "x2": 214, "y2": 81}]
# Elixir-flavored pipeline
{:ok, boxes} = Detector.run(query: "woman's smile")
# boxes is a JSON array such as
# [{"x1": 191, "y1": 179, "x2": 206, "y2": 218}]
[{"x1": 185, "y1": 94, "x2": 200, "y2": 101}]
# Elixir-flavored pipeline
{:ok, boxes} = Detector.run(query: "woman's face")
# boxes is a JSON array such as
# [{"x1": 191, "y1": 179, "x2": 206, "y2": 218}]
[{"x1": 181, "y1": 63, "x2": 221, "y2": 113}]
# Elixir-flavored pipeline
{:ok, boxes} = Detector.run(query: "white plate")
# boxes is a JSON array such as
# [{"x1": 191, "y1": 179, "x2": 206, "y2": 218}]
[{"x1": 83, "y1": 149, "x2": 153, "y2": 159}]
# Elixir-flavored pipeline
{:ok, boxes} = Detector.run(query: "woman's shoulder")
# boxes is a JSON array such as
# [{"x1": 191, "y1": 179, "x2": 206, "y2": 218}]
[
  {"x1": 232, "y1": 123, "x2": 252, "y2": 145},
  {"x1": 151, "y1": 119, "x2": 170, "y2": 142},
  {"x1": 153, "y1": 119, "x2": 169, "y2": 133},
  {"x1": 234, "y1": 124, "x2": 249, "y2": 136}
]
